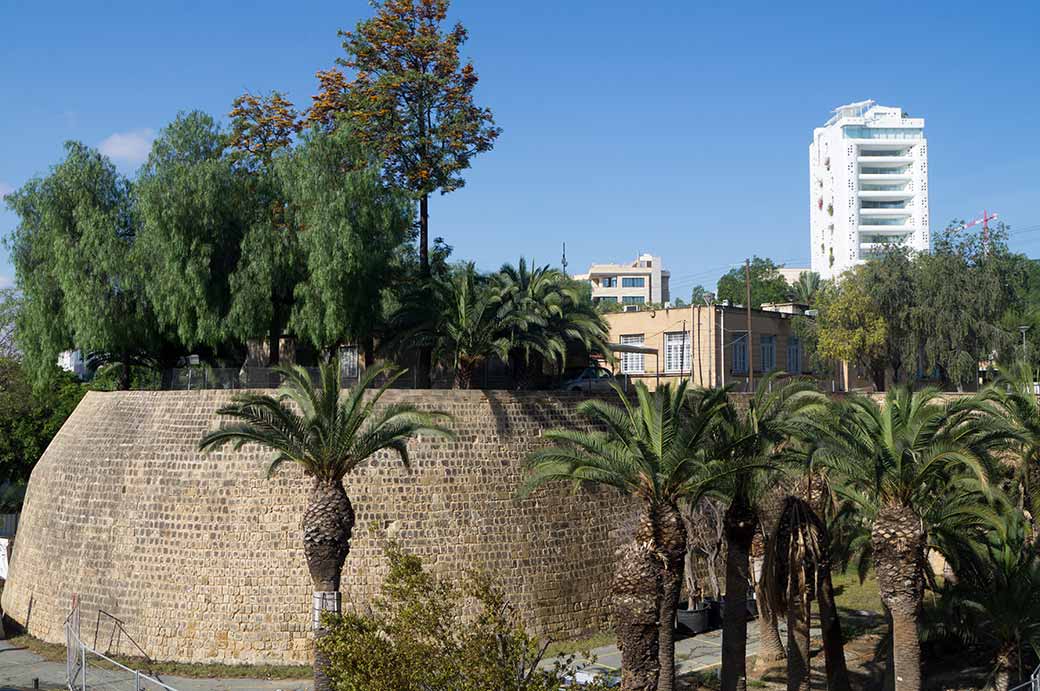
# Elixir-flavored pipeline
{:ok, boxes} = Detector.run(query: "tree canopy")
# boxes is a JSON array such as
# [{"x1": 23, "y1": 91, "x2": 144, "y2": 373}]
[{"x1": 715, "y1": 257, "x2": 791, "y2": 309}]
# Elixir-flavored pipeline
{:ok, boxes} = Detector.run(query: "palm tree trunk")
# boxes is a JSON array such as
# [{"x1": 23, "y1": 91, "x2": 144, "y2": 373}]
[
  {"x1": 654, "y1": 503, "x2": 687, "y2": 691},
  {"x1": 872, "y1": 504, "x2": 925, "y2": 691},
  {"x1": 994, "y1": 642, "x2": 1015, "y2": 691},
  {"x1": 753, "y1": 577, "x2": 786, "y2": 675},
  {"x1": 722, "y1": 499, "x2": 755, "y2": 691},
  {"x1": 303, "y1": 479, "x2": 356, "y2": 691},
  {"x1": 817, "y1": 559, "x2": 851, "y2": 691},
  {"x1": 786, "y1": 544, "x2": 811, "y2": 691},
  {"x1": 613, "y1": 540, "x2": 660, "y2": 691},
  {"x1": 750, "y1": 528, "x2": 785, "y2": 677}
]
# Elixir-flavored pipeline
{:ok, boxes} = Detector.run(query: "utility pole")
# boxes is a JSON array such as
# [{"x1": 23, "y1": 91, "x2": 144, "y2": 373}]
[
  {"x1": 561, "y1": 242, "x2": 568, "y2": 276},
  {"x1": 745, "y1": 258, "x2": 754, "y2": 391}
]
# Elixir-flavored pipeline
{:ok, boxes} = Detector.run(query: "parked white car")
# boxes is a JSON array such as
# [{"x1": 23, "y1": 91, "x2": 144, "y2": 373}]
[{"x1": 560, "y1": 366, "x2": 617, "y2": 393}]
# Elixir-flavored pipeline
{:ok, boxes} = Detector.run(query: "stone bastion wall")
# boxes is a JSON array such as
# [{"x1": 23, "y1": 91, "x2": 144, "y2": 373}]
[{"x1": 1, "y1": 389, "x2": 638, "y2": 665}]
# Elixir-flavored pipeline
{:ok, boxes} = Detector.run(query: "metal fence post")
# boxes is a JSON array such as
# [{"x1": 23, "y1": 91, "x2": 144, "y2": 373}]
[
  {"x1": 81, "y1": 644, "x2": 86, "y2": 691},
  {"x1": 136, "y1": 670, "x2": 141, "y2": 691}
]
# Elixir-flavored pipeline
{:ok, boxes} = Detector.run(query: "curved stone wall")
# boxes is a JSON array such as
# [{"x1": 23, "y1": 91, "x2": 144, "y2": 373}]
[{"x1": 1, "y1": 389, "x2": 636, "y2": 664}]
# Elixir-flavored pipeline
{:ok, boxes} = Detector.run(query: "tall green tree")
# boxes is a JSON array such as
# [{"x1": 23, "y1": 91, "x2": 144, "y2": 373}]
[
  {"x1": 914, "y1": 224, "x2": 1022, "y2": 389},
  {"x1": 520, "y1": 382, "x2": 731, "y2": 691},
  {"x1": 859, "y1": 246, "x2": 917, "y2": 385},
  {"x1": 715, "y1": 257, "x2": 790, "y2": 309},
  {"x1": 309, "y1": 0, "x2": 502, "y2": 386},
  {"x1": 4, "y1": 142, "x2": 156, "y2": 389},
  {"x1": 226, "y1": 93, "x2": 304, "y2": 366},
  {"x1": 281, "y1": 125, "x2": 413, "y2": 363},
  {"x1": 199, "y1": 363, "x2": 452, "y2": 691},
  {"x1": 815, "y1": 265, "x2": 888, "y2": 389},
  {"x1": 134, "y1": 111, "x2": 246, "y2": 353}
]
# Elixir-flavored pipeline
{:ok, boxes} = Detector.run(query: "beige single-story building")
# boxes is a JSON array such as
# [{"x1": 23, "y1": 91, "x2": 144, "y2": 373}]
[{"x1": 600, "y1": 303, "x2": 871, "y2": 392}]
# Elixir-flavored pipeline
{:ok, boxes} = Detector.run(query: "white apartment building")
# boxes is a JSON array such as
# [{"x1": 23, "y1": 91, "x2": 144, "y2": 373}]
[
  {"x1": 809, "y1": 100, "x2": 930, "y2": 279},
  {"x1": 575, "y1": 253, "x2": 670, "y2": 307}
]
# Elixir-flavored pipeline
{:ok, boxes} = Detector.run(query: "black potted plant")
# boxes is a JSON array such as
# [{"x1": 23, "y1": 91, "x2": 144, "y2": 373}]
[{"x1": 676, "y1": 597, "x2": 712, "y2": 635}]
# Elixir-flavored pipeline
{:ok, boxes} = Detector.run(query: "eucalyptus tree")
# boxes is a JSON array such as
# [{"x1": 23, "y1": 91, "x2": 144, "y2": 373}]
[
  {"x1": 281, "y1": 125, "x2": 413, "y2": 364},
  {"x1": 813, "y1": 387, "x2": 1006, "y2": 691},
  {"x1": 199, "y1": 363, "x2": 452, "y2": 691},
  {"x1": 520, "y1": 381, "x2": 731, "y2": 691},
  {"x1": 4, "y1": 142, "x2": 157, "y2": 390}
]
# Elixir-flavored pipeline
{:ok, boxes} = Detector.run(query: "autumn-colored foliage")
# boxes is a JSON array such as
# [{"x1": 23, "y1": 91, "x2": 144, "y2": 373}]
[
  {"x1": 307, "y1": 0, "x2": 500, "y2": 199},
  {"x1": 229, "y1": 91, "x2": 300, "y2": 168}
]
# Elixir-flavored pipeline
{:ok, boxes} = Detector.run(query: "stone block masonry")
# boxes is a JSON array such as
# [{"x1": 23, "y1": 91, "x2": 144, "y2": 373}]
[{"x1": 1, "y1": 389, "x2": 638, "y2": 665}]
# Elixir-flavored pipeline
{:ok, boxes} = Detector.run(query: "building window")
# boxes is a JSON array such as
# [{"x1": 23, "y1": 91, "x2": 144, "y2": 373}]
[
  {"x1": 594, "y1": 296, "x2": 617, "y2": 304},
  {"x1": 621, "y1": 277, "x2": 645, "y2": 288},
  {"x1": 620, "y1": 334, "x2": 645, "y2": 374},
  {"x1": 600, "y1": 277, "x2": 617, "y2": 287},
  {"x1": 760, "y1": 336, "x2": 776, "y2": 372},
  {"x1": 339, "y1": 345, "x2": 359, "y2": 380},
  {"x1": 787, "y1": 336, "x2": 802, "y2": 374},
  {"x1": 621, "y1": 295, "x2": 646, "y2": 304},
  {"x1": 664, "y1": 332, "x2": 690, "y2": 374},
  {"x1": 731, "y1": 333, "x2": 748, "y2": 374}
]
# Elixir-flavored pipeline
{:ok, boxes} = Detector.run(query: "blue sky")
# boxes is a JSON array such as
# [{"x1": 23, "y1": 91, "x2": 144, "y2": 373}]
[{"x1": 1, "y1": 1, "x2": 1038, "y2": 297}]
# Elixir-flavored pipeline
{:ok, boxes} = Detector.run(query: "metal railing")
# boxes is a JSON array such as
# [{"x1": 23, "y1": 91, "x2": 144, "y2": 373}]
[
  {"x1": 65, "y1": 602, "x2": 179, "y2": 691},
  {"x1": 1008, "y1": 664, "x2": 1040, "y2": 691}
]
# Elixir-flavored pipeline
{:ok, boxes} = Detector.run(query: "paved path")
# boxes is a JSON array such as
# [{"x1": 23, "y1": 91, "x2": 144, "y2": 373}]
[
  {"x1": 545, "y1": 620, "x2": 821, "y2": 684},
  {"x1": 2, "y1": 621, "x2": 823, "y2": 689},
  {"x1": 0, "y1": 640, "x2": 312, "y2": 691}
]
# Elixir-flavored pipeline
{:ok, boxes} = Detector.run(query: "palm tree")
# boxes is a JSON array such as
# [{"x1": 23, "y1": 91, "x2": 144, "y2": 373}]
[
  {"x1": 198, "y1": 363, "x2": 452, "y2": 691},
  {"x1": 813, "y1": 387, "x2": 1004, "y2": 691},
  {"x1": 433, "y1": 263, "x2": 509, "y2": 388},
  {"x1": 940, "y1": 509, "x2": 1040, "y2": 691},
  {"x1": 770, "y1": 441, "x2": 852, "y2": 691},
  {"x1": 519, "y1": 381, "x2": 730, "y2": 691},
  {"x1": 761, "y1": 495, "x2": 822, "y2": 691},
  {"x1": 495, "y1": 258, "x2": 609, "y2": 388},
  {"x1": 790, "y1": 271, "x2": 821, "y2": 307},
  {"x1": 989, "y1": 360, "x2": 1040, "y2": 528},
  {"x1": 704, "y1": 373, "x2": 825, "y2": 691}
]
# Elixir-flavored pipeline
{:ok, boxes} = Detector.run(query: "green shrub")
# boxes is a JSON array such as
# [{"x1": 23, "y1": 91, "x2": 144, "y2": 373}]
[{"x1": 318, "y1": 545, "x2": 611, "y2": 691}]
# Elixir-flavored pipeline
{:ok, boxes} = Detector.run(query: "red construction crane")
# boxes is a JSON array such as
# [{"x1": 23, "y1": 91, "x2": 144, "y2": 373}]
[{"x1": 952, "y1": 210, "x2": 1000, "y2": 246}]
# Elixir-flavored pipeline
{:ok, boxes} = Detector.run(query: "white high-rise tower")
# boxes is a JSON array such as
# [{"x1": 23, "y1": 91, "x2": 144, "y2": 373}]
[{"x1": 809, "y1": 100, "x2": 930, "y2": 279}]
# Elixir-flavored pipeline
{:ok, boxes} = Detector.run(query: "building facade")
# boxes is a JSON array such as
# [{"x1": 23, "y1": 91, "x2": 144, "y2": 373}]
[
  {"x1": 576, "y1": 253, "x2": 670, "y2": 306},
  {"x1": 601, "y1": 304, "x2": 810, "y2": 391},
  {"x1": 809, "y1": 100, "x2": 930, "y2": 280}
]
